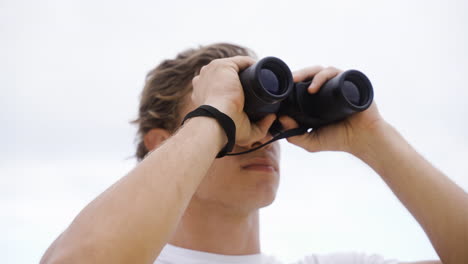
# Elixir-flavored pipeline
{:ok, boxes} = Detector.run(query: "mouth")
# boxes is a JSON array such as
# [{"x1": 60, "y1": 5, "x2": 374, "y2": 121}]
[{"x1": 241, "y1": 157, "x2": 279, "y2": 173}]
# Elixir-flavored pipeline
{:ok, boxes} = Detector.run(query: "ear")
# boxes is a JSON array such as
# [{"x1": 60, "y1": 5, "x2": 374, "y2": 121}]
[{"x1": 143, "y1": 128, "x2": 171, "y2": 152}]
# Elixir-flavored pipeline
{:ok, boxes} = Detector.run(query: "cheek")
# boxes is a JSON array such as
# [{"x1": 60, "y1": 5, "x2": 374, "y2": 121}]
[{"x1": 194, "y1": 157, "x2": 241, "y2": 196}]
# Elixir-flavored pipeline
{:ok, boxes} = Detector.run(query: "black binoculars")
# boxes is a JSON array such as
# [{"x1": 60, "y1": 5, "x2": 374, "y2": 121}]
[{"x1": 239, "y1": 57, "x2": 374, "y2": 132}]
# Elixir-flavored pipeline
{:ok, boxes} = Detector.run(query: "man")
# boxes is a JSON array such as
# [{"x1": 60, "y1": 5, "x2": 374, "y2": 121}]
[{"x1": 41, "y1": 43, "x2": 467, "y2": 264}]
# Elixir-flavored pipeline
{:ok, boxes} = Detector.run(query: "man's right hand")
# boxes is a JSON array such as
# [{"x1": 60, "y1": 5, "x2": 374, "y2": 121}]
[{"x1": 191, "y1": 56, "x2": 276, "y2": 147}]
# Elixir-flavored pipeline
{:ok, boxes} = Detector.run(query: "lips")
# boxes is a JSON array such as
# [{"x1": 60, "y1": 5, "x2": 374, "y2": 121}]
[{"x1": 241, "y1": 157, "x2": 279, "y2": 172}]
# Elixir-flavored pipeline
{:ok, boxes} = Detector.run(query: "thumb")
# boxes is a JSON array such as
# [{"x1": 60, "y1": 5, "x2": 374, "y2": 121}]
[
  {"x1": 279, "y1": 115, "x2": 299, "y2": 130},
  {"x1": 279, "y1": 116, "x2": 321, "y2": 152},
  {"x1": 250, "y1": 114, "x2": 276, "y2": 141}
]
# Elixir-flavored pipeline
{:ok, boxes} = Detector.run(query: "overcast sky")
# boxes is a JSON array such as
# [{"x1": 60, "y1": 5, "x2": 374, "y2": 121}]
[{"x1": 2, "y1": 0, "x2": 468, "y2": 263}]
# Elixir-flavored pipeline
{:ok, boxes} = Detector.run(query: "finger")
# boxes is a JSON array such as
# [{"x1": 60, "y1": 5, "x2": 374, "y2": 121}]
[
  {"x1": 278, "y1": 115, "x2": 299, "y2": 130},
  {"x1": 226, "y1": 56, "x2": 256, "y2": 71},
  {"x1": 199, "y1": 65, "x2": 207, "y2": 73},
  {"x1": 192, "y1": 75, "x2": 199, "y2": 85},
  {"x1": 308, "y1": 67, "x2": 342, "y2": 94},
  {"x1": 292, "y1": 66, "x2": 324, "y2": 83}
]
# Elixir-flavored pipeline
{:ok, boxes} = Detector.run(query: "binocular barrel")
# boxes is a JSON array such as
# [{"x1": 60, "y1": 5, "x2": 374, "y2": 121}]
[{"x1": 239, "y1": 57, "x2": 374, "y2": 130}]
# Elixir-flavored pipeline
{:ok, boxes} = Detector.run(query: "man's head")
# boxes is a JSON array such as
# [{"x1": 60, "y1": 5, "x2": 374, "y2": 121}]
[{"x1": 132, "y1": 43, "x2": 280, "y2": 215}]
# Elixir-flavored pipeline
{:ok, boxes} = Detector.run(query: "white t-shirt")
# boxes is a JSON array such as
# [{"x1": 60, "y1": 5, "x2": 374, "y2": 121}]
[{"x1": 154, "y1": 243, "x2": 400, "y2": 264}]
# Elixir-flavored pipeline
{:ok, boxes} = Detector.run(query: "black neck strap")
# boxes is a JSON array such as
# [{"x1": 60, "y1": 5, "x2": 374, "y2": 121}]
[{"x1": 225, "y1": 127, "x2": 308, "y2": 156}]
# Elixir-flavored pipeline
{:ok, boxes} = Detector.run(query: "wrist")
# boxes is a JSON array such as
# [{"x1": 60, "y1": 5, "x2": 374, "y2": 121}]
[
  {"x1": 203, "y1": 99, "x2": 241, "y2": 123},
  {"x1": 349, "y1": 119, "x2": 420, "y2": 181},
  {"x1": 184, "y1": 116, "x2": 228, "y2": 154},
  {"x1": 182, "y1": 105, "x2": 236, "y2": 158},
  {"x1": 349, "y1": 119, "x2": 394, "y2": 159}
]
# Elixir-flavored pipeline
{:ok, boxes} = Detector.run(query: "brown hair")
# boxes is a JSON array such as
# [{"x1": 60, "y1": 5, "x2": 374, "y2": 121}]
[{"x1": 131, "y1": 43, "x2": 257, "y2": 161}]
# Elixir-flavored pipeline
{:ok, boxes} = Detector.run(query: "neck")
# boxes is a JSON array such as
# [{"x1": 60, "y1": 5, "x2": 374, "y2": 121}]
[{"x1": 168, "y1": 197, "x2": 261, "y2": 255}]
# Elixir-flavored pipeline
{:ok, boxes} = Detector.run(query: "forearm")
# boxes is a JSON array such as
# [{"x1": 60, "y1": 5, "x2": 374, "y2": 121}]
[
  {"x1": 41, "y1": 117, "x2": 225, "y2": 264},
  {"x1": 353, "y1": 121, "x2": 468, "y2": 264}
]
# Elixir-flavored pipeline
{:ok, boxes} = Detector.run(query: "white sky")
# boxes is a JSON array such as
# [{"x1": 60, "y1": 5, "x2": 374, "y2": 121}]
[{"x1": 1, "y1": 0, "x2": 468, "y2": 263}]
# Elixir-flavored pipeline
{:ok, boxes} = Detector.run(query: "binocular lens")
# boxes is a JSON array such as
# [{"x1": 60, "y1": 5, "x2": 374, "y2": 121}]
[
  {"x1": 342, "y1": 80, "x2": 361, "y2": 105},
  {"x1": 260, "y1": 69, "x2": 280, "y2": 95}
]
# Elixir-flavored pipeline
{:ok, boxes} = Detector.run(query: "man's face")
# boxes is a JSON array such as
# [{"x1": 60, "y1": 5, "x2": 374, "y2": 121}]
[{"x1": 180, "y1": 95, "x2": 281, "y2": 215}]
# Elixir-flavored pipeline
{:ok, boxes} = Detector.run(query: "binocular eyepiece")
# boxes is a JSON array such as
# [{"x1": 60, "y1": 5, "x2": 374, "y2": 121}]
[{"x1": 239, "y1": 57, "x2": 374, "y2": 132}]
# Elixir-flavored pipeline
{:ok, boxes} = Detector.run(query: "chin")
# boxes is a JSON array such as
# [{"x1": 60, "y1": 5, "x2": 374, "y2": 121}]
[
  {"x1": 257, "y1": 195, "x2": 276, "y2": 209},
  {"x1": 194, "y1": 167, "x2": 280, "y2": 212},
  {"x1": 248, "y1": 177, "x2": 279, "y2": 209},
  {"x1": 257, "y1": 186, "x2": 278, "y2": 208}
]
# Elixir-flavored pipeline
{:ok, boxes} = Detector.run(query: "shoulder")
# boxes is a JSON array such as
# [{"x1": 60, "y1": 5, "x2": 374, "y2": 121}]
[{"x1": 292, "y1": 251, "x2": 399, "y2": 264}]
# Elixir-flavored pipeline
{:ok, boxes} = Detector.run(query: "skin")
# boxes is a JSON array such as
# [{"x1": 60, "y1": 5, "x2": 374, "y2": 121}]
[
  {"x1": 40, "y1": 56, "x2": 467, "y2": 264},
  {"x1": 167, "y1": 107, "x2": 281, "y2": 255}
]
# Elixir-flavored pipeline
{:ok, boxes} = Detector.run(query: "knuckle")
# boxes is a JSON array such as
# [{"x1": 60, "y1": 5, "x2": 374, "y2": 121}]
[
  {"x1": 233, "y1": 55, "x2": 248, "y2": 61},
  {"x1": 314, "y1": 72, "x2": 325, "y2": 81},
  {"x1": 211, "y1": 59, "x2": 224, "y2": 66},
  {"x1": 326, "y1": 66, "x2": 341, "y2": 74},
  {"x1": 192, "y1": 75, "x2": 199, "y2": 85},
  {"x1": 313, "y1": 65, "x2": 325, "y2": 71}
]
